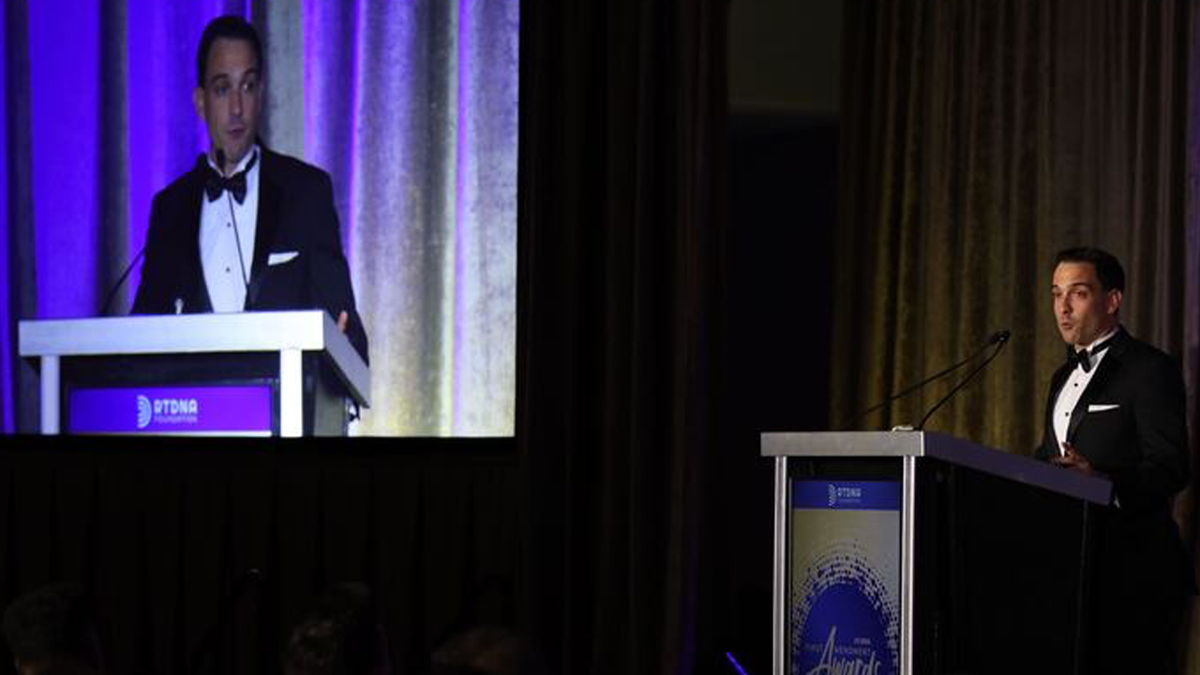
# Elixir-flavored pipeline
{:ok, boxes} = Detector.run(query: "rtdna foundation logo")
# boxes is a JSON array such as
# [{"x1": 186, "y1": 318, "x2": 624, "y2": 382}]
[{"x1": 136, "y1": 395, "x2": 152, "y2": 429}]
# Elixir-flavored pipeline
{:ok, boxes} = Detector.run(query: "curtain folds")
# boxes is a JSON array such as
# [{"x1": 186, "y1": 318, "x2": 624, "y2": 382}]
[
  {"x1": 517, "y1": 0, "x2": 727, "y2": 672},
  {"x1": 0, "y1": 440, "x2": 520, "y2": 675},
  {"x1": 836, "y1": 0, "x2": 1200, "y2": 668},
  {"x1": 836, "y1": 0, "x2": 1196, "y2": 453}
]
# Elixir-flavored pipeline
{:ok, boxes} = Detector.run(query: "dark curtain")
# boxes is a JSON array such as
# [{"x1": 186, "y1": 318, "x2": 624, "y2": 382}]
[
  {"x1": 0, "y1": 438, "x2": 519, "y2": 675},
  {"x1": 835, "y1": 0, "x2": 1200, "y2": 668},
  {"x1": 516, "y1": 0, "x2": 728, "y2": 672}
]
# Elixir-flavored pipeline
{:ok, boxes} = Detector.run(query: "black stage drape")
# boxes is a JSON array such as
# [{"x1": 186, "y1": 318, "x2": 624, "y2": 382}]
[
  {"x1": 0, "y1": 438, "x2": 519, "y2": 675},
  {"x1": 517, "y1": 0, "x2": 728, "y2": 673}
]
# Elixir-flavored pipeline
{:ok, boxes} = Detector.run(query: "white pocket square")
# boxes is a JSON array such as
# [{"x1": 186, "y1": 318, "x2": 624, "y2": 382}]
[
  {"x1": 267, "y1": 251, "x2": 299, "y2": 266},
  {"x1": 1087, "y1": 403, "x2": 1120, "y2": 413}
]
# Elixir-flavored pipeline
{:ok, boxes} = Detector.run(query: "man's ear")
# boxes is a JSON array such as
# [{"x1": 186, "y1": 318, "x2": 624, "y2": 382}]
[
  {"x1": 193, "y1": 86, "x2": 205, "y2": 120},
  {"x1": 1107, "y1": 288, "x2": 1123, "y2": 315}
]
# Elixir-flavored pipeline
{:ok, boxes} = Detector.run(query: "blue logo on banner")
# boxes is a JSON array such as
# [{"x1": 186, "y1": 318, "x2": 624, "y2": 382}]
[
  {"x1": 791, "y1": 547, "x2": 899, "y2": 675},
  {"x1": 136, "y1": 395, "x2": 152, "y2": 429},
  {"x1": 790, "y1": 480, "x2": 901, "y2": 674},
  {"x1": 69, "y1": 386, "x2": 271, "y2": 434},
  {"x1": 798, "y1": 582, "x2": 894, "y2": 675},
  {"x1": 794, "y1": 481, "x2": 900, "y2": 511}
]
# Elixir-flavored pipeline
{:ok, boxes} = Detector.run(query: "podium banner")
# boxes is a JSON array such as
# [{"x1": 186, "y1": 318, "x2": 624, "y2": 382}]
[
  {"x1": 790, "y1": 479, "x2": 901, "y2": 675},
  {"x1": 68, "y1": 385, "x2": 272, "y2": 436}
]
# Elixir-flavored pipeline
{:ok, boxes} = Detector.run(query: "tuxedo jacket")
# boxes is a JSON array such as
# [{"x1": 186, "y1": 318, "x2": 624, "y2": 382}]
[
  {"x1": 1036, "y1": 328, "x2": 1193, "y2": 626},
  {"x1": 1036, "y1": 328, "x2": 1188, "y2": 509},
  {"x1": 132, "y1": 148, "x2": 368, "y2": 362}
]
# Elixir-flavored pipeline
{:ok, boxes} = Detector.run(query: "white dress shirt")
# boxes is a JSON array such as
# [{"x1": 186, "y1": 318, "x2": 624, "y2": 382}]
[
  {"x1": 1052, "y1": 327, "x2": 1118, "y2": 453},
  {"x1": 199, "y1": 145, "x2": 260, "y2": 312}
]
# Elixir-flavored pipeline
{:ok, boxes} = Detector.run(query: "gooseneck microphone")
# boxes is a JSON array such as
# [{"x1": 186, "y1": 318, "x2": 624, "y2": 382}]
[
  {"x1": 215, "y1": 148, "x2": 251, "y2": 295},
  {"x1": 846, "y1": 329, "x2": 1011, "y2": 429},
  {"x1": 99, "y1": 244, "x2": 147, "y2": 315},
  {"x1": 915, "y1": 330, "x2": 1011, "y2": 430}
]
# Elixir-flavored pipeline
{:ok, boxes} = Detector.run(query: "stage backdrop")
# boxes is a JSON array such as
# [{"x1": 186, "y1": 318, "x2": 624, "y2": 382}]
[
  {"x1": 834, "y1": 0, "x2": 1200, "y2": 669},
  {"x1": 0, "y1": 0, "x2": 518, "y2": 436}
]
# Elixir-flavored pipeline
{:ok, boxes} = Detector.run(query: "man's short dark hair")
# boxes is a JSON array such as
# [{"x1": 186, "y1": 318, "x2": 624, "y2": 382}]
[
  {"x1": 196, "y1": 15, "x2": 263, "y2": 87},
  {"x1": 1053, "y1": 247, "x2": 1126, "y2": 292},
  {"x1": 2, "y1": 584, "x2": 101, "y2": 669}
]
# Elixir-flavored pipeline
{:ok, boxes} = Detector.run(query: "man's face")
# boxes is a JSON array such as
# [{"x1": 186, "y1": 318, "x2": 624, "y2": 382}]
[
  {"x1": 1051, "y1": 261, "x2": 1121, "y2": 347},
  {"x1": 193, "y1": 37, "x2": 261, "y2": 170}
]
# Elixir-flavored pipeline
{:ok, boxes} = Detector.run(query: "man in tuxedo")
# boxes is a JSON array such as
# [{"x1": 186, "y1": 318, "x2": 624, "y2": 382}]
[
  {"x1": 1036, "y1": 247, "x2": 1191, "y2": 674},
  {"x1": 132, "y1": 15, "x2": 368, "y2": 362}
]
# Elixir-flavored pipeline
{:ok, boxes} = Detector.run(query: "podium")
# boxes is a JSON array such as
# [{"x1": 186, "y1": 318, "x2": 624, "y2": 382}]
[
  {"x1": 19, "y1": 311, "x2": 369, "y2": 437},
  {"x1": 763, "y1": 431, "x2": 1111, "y2": 675}
]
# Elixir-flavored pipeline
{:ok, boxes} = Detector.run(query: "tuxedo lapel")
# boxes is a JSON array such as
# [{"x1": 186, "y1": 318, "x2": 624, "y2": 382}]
[
  {"x1": 1048, "y1": 363, "x2": 1072, "y2": 404},
  {"x1": 246, "y1": 150, "x2": 282, "y2": 309},
  {"x1": 179, "y1": 163, "x2": 214, "y2": 313}
]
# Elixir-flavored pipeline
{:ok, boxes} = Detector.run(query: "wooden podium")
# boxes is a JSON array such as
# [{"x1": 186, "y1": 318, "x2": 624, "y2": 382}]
[
  {"x1": 762, "y1": 431, "x2": 1111, "y2": 675},
  {"x1": 19, "y1": 311, "x2": 369, "y2": 437}
]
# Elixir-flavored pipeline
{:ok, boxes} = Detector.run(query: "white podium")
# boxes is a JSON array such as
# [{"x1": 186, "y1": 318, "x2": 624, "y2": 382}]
[
  {"x1": 762, "y1": 431, "x2": 1111, "y2": 675},
  {"x1": 19, "y1": 311, "x2": 369, "y2": 437}
]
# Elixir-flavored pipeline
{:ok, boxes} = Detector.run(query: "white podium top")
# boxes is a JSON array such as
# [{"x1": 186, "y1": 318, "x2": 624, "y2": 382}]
[
  {"x1": 761, "y1": 430, "x2": 1111, "y2": 505},
  {"x1": 19, "y1": 311, "x2": 369, "y2": 407}
]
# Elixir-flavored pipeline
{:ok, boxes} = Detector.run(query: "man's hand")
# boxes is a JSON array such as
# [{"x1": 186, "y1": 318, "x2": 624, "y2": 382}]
[
  {"x1": 337, "y1": 311, "x2": 349, "y2": 333},
  {"x1": 1051, "y1": 441, "x2": 1099, "y2": 477}
]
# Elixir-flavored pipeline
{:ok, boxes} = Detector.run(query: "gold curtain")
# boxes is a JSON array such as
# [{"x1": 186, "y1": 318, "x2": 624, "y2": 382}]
[{"x1": 835, "y1": 0, "x2": 1200, "y2": 666}]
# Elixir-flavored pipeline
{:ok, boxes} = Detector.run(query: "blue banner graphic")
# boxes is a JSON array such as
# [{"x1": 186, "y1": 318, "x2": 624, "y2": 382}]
[{"x1": 792, "y1": 480, "x2": 901, "y2": 511}]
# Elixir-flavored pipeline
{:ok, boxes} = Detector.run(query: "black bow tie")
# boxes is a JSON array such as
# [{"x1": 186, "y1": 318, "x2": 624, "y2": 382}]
[
  {"x1": 1067, "y1": 334, "x2": 1115, "y2": 373},
  {"x1": 204, "y1": 151, "x2": 258, "y2": 204}
]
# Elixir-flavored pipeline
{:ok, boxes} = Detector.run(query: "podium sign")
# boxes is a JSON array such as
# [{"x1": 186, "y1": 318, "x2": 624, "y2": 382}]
[
  {"x1": 68, "y1": 385, "x2": 273, "y2": 435},
  {"x1": 764, "y1": 431, "x2": 1111, "y2": 675},
  {"x1": 790, "y1": 479, "x2": 900, "y2": 675}
]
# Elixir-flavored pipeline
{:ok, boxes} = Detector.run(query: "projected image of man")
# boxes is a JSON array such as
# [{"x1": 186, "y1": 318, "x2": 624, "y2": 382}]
[{"x1": 132, "y1": 15, "x2": 368, "y2": 362}]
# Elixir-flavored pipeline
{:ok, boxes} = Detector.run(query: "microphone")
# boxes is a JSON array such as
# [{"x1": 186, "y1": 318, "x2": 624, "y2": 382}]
[
  {"x1": 915, "y1": 330, "x2": 1011, "y2": 430},
  {"x1": 215, "y1": 148, "x2": 251, "y2": 297},
  {"x1": 845, "y1": 329, "x2": 1011, "y2": 429},
  {"x1": 98, "y1": 243, "x2": 147, "y2": 315}
]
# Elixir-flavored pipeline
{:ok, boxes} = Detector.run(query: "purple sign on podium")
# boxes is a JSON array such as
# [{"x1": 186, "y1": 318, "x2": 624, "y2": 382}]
[
  {"x1": 68, "y1": 385, "x2": 273, "y2": 435},
  {"x1": 790, "y1": 480, "x2": 901, "y2": 675}
]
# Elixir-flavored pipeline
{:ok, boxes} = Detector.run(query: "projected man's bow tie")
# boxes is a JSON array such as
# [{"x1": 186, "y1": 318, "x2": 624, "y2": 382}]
[
  {"x1": 1067, "y1": 335, "x2": 1113, "y2": 373},
  {"x1": 205, "y1": 152, "x2": 258, "y2": 204}
]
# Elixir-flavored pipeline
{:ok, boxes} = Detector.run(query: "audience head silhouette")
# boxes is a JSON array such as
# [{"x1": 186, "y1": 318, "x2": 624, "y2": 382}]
[
  {"x1": 428, "y1": 626, "x2": 549, "y2": 675},
  {"x1": 283, "y1": 582, "x2": 390, "y2": 675},
  {"x1": 2, "y1": 584, "x2": 103, "y2": 675}
]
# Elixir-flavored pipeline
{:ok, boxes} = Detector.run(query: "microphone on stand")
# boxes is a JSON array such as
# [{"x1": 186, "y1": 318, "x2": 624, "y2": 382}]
[
  {"x1": 846, "y1": 330, "x2": 1011, "y2": 429},
  {"x1": 98, "y1": 244, "x2": 147, "y2": 316},
  {"x1": 215, "y1": 148, "x2": 251, "y2": 298},
  {"x1": 915, "y1": 330, "x2": 1011, "y2": 430}
]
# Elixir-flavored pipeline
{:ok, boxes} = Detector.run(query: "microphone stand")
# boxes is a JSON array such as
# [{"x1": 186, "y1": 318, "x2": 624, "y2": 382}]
[
  {"x1": 845, "y1": 330, "x2": 1009, "y2": 429},
  {"x1": 99, "y1": 244, "x2": 147, "y2": 315},
  {"x1": 916, "y1": 337, "x2": 1010, "y2": 430}
]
